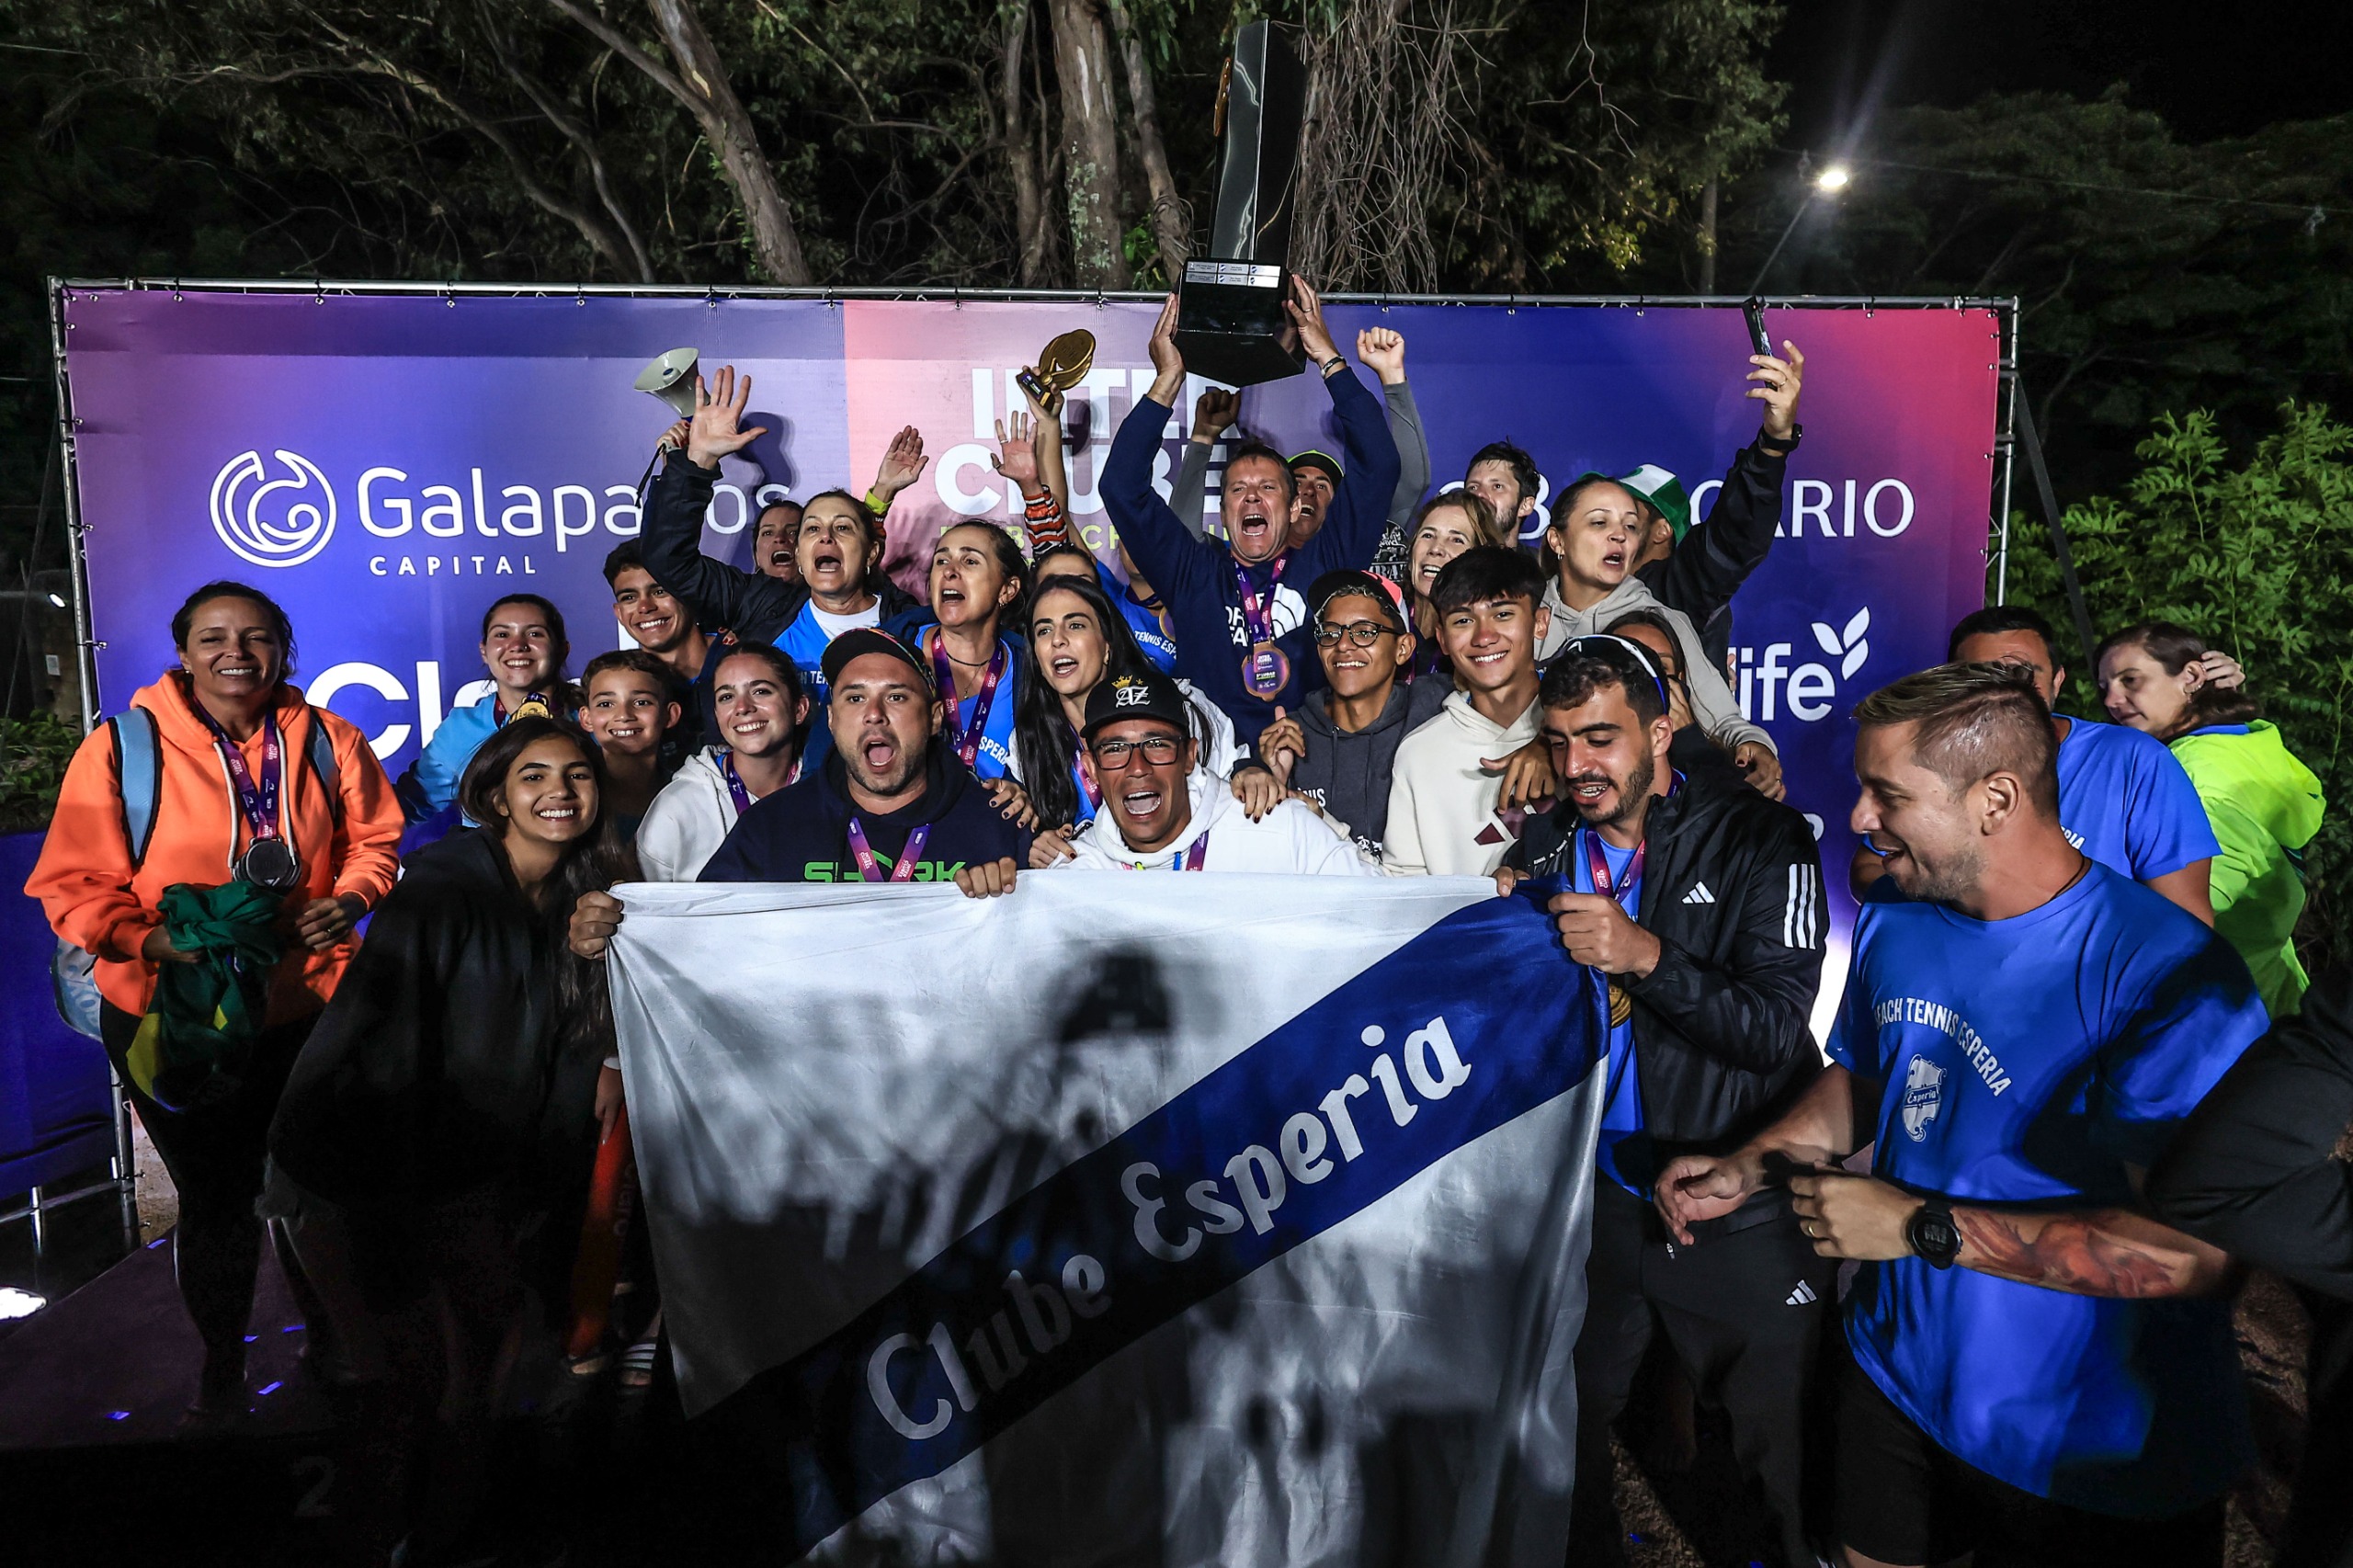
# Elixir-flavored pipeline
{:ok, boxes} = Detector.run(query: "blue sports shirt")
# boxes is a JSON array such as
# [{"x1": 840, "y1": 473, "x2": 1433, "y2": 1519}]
[
  {"x1": 1571, "y1": 832, "x2": 1648, "y2": 1196},
  {"x1": 2055, "y1": 714, "x2": 2222, "y2": 881},
  {"x1": 1828, "y1": 861, "x2": 2265, "y2": 1517}
]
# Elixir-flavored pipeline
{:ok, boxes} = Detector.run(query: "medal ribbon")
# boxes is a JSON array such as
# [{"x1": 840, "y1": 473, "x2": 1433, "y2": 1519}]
[
  {"x1": 196, "y1": 708, "x2": 285, "y2": 846},
  {"x1": 930, "y1": 634, "x2": 1008, "y2": 771},
  {"x1": 845, "y1": 820, "x2": 932, "y2": 882},
  {"x1": 1232, "y1": 554, "x2": 1289, "y2": 649},
  {"x1": 1581, "y1": 826, "x2": 1644, "y2": 915}
]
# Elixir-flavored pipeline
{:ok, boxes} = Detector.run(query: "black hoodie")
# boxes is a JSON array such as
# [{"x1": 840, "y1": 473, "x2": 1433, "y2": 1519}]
[
  {"x1": 699, "y1": 743, "x2": 1031, "y2": 884},
  {"x1": 1289, "y1": 677, "x2": 1451, "y2": 856}
]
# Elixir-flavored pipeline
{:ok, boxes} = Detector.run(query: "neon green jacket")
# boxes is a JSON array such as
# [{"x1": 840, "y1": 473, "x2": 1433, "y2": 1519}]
[{"x1": 2171, "y1": 721, "x2": 2325, "y2": 1016}]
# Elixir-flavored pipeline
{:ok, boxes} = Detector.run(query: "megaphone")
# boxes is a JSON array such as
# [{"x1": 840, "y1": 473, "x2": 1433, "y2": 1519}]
[{"x1": 634, "y1": 347, "x2": 700, "y2": 417}]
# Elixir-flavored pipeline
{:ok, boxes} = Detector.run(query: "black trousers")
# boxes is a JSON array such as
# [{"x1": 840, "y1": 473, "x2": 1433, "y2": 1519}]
[
  {"x1": 99, "y1": 999, "x2": 312, "y2": 1370},
  {"x1": 1570, "y1": 1178, "x2": 1833, "y2": 1567}
]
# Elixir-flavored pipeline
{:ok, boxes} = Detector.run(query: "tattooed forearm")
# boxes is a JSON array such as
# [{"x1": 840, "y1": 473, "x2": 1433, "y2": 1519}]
[{"x1": 1951, "y1": 1207, "x2": 2227, "y2": 1298}]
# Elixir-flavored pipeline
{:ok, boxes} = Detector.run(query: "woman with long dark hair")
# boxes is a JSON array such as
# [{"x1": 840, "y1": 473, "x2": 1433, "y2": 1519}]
[
  {"x1": 2097, "y1": 620, "x2": 2325, "y2": 1015},
  {"x1": 907, "y1": 521, "x2": 1030, "y2": 780},
  {"x1": 395, "y1": 592, "x2": 579, "y2": 827},
  {"x1": 269, "y1": 717, "x2": 634, "y2": 1562},
  {"x1": 1014, "y1": 572, "x2": 1239, "y2": 842},
  {"x1": 30, "y1": 580, "x2": 404, "y2": 1422}
]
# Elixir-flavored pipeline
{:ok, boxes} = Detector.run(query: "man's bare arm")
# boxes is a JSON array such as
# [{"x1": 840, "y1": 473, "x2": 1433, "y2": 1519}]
[{"x1": 1952, "y1": 1202, "x2": 2232, "y2": 1298}]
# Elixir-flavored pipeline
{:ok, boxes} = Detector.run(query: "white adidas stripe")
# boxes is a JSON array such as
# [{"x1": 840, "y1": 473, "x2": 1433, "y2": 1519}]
[{"x1": 1782, "y1": 862, "x2": 1819, "y2": 949}]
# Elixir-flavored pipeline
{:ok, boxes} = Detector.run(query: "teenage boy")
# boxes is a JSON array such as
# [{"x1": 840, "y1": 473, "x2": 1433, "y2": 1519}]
[
  {"x1": 1381, "y1": 547, "x2": 1550, "y2": 877},
  {"x1": 1101, "y1": 286, "x2": 1402, "y2": 752},
  {"x1": 1661, "y1": 663, "x2": 2265, "y2": 1568},
  {"x1": 1055, "y1": 671, "x2": 1370, "y2": 874},
  {"x1": 1852, "y1": 605, "x2": 2219, "y2": 923},
  {"x1": 604, "y1": 540, "x2": 710, "y2": 682},
  {"x1": 566, "y1": 630, "x2": 1029, "y2": 960},
  {"x1": 635, "y1": 366, "x2": 922, "y2": 664},
  {"x1": 578, "y1": 650, "x2": 682, "y2": 837},
  {"x1": 1256, "y1": 570, "x2": 1447, "y2": 857},
  {"x1": 1497, "y1": 634, "x2": 1830, "y2": 1568}
]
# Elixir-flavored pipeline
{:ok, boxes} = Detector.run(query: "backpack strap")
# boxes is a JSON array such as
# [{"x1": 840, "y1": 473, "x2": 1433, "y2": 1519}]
[
  {"x1": 305, "y1": 712, "x2": 345, "y2": 828},
  {"x1": 110, "y1": 708, "x2": 162, "y2": 869}
]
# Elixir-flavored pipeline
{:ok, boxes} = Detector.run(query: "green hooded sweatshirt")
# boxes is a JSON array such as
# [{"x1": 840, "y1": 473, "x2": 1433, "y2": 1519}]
[{"x1": 2170, "y1": 721, "x2": 2325, "y2": 1016}]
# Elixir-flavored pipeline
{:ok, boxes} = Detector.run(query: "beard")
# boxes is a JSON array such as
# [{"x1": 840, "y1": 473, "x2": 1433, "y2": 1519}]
[
  {"x1": 1887, "y1": 838, "x2": 1984, "y2": 907},
  {"x1": 1570, "y1": 750, "x2": 1656, "y2": 832},
  {"x1": 845, "y1": 736, "x2": 926, "y2": 799}
]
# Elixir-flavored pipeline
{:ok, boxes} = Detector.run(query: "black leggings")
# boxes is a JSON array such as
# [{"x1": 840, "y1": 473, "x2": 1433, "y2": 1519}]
[{"x1": 100, "y1": 999, "x2": 313, "y2": 1368}]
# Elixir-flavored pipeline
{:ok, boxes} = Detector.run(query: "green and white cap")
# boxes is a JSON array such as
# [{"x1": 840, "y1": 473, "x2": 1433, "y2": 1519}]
[{"x1": 1617, "y1": 463, "x2": 1692, "y2": 542}]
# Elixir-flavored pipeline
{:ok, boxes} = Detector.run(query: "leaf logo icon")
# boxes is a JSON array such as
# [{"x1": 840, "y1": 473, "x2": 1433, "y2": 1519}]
[{"x1": 1810, "y1": 606, "x2": 1871, "y2": 679}]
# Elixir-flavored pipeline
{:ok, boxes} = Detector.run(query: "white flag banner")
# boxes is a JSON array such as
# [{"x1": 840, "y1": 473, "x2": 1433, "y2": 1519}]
[{"x1": 608, "y1": 872, "x2": 1609, "y2": 1567}]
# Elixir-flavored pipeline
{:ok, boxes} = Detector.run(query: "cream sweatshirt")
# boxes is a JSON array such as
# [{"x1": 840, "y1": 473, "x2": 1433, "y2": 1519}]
[{"x1": 1380, "y1": 690, "x2": 1540, "y2": 877}]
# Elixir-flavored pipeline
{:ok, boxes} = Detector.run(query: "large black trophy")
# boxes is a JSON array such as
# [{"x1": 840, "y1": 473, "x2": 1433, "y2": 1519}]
[{"x1": 1173, "y1": 22, "x2": 1308, "y2": 387}]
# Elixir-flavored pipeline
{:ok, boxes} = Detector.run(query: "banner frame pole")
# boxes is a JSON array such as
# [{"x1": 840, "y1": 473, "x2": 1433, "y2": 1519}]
[
  {"x1": 1993, "y1": 299, "x2": 2021, "y2": 604},
  {"x1": 45, "y1": 278, "x2": 97, "y2": 734}
]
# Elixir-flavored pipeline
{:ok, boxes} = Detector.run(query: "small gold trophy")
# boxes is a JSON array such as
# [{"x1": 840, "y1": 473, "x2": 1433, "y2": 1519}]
[{"x1": 1017, "y1": 329, "x2": 1097, "y2": 412}]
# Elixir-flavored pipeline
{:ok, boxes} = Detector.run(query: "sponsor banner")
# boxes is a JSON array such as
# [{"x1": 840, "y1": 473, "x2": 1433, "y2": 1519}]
[
  {"x1": 60, "y1": 287, "x2": 1997, "y2": 1003},
  {"x1": 606, "y1": 872, "x2": 1608, "y2": 1563}
]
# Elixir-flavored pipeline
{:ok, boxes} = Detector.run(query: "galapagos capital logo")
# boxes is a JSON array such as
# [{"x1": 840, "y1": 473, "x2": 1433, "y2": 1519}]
[{"x1": 210, "y1": 449, "x2": 336, "y2": 568}]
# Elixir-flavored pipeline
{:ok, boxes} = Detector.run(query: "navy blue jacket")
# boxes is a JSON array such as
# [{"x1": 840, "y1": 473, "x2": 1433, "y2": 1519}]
[
  {"x1": 699, "y1": 744, "x2": 1030, "y2": 884},
  {"x1": 1101, "y1": 369, "x2": 1402, "y2": 754}
]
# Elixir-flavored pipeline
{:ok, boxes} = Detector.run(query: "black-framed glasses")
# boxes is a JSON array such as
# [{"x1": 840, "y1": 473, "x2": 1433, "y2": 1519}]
[
  {"x1": 1314, "y1": 619, "x2": 1396, "y2": 647},
  {"x1": 1090, "y1": 733, "x2": 1183, "y2": 768}
]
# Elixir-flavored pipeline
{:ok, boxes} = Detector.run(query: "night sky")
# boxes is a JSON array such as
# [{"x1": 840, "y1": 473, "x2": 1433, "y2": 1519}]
[{"x1": 1772, "y1": 0, "x2": 2353, "y2": 147}]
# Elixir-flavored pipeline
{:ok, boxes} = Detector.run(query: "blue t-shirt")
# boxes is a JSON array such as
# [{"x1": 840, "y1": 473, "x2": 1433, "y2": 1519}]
[
  {"x1": 915, "y1": 628, "x2": 1021, "y2": 781},
  {"x1": 1572, "y1": 831, "x2": 1648, "y2": 1195},
  {"x1": 1096, "y1": 560, "x2": 1178, "y2": 674},
  {"x1": 2055, "y1": 714, "x2": 2222, "y2": 881},
  {"x1": 1828, "y1": 862, "x2": 2265, "y2": 1516}
]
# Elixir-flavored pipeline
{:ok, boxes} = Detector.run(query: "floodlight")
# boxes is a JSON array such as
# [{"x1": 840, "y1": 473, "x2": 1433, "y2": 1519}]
[{"x1": 1815, "y1": 165, "x2": 1852, "y2": 193}]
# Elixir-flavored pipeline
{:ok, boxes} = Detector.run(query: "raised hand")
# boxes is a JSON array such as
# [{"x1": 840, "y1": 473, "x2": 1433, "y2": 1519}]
[
  {"x1": 1356, "y1": 326, "x2": 1406, "y2": 385},
  {"x1": 1017, "y1": 367, "x2": 1065, "y2": 420},
  {"x1": 1286, "y1": 276, "x2": 1339, "y2": 368},
  {"x1": 992, "y1": 412, "x2": 1041, "y2": 493},
  {"x1": 686, "y1": 366, "x2": 769, "y2": 469},
  {"x1": 1747, "y1": 342, "x2": 1806, "y2": 442},
  {"x1": 1147, "y1": 293, "x2": 1186, "y2": 399},
  {"x1": 1256, "y1": 708, "x2": 1306, "y2": 787},
  {"x1": 1192, "y1": 386, "x2": 1241, "y2": 443},
  {"x1": 871, "y1": 426, "x2": 929, "y2": 498}
]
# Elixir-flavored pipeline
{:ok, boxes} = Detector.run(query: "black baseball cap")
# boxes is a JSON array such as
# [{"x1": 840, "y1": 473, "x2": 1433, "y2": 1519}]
[
  {"x1": 1289, "y1": 449, "x2": 1345, "y2": 486},
  {"x1": 819, "y1": 627, "x2": 934, "y2": 693},
  {"x1": 1082, "y1": 670, "x2": 1191, "y2": 739},
  {"x1": 1307, "y1": 568, "x2": 1407, "y2": 631}
]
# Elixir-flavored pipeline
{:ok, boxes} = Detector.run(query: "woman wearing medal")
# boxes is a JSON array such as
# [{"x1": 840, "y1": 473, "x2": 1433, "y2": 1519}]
[
  {"x1": 910, "y1": 522, "x2": 1030, "y2": 781},
  {"x1": 31, "y1": 580, "x2": 404, "y2": 1424}
]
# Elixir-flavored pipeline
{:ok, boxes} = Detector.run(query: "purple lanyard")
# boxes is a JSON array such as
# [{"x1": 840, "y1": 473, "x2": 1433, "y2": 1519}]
[
  {"x1": 1178, "y1": 836, "x2": 1208, "y2": 871},
  {"x1": 1232, "y1": 555, "x2": 1289, "y2": 646},
  {"x1": 845, "y1": 819, "x2": 931, "y2": 882},
  {"x1": 1581, "y1": 827, "x2": 1643, "y2": 915},
  {"x1": 930, "y1": 633, "x2": 1008, "y2": 771},
  {"x1": 197, "y1": 709, "x2": 284, "y2": 844},
  {"x1": 717, "y1": 748, "x2": 799, "y2": 816}
]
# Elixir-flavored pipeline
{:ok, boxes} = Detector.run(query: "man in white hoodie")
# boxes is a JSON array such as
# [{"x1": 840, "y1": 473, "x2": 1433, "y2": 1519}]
[
  {"x1": 1381, "y1": 547, "x2": 1552, "y2": 878},
  {"x1": 635, "y1": 640, "x2": 810, "y2": 881},
  {"x1": 1055, "y1": 671, "x2": 1370, "y2": 875}
]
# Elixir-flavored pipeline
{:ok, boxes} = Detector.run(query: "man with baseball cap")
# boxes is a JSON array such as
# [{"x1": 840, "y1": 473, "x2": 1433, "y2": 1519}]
[
  {"x1": 1255, "y1": 569, "x2": 1450, "y2": 858},
  {"x1": 566, "y1": 631, "x2": 1029, "y2": 962},
  {"x1": 1054, "y1": 669, "x2": 1372, "y2": 874}
]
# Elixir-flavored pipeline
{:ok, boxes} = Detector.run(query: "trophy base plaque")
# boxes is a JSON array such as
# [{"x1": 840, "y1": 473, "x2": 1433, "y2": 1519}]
[{"x1": 1174, "y1": 260, "x2": 1305, "y2": 388}]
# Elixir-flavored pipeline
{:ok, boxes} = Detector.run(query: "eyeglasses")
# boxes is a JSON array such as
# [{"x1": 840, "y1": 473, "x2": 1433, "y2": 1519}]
[
  {"x1": 1090, "y1": 733, "x2": 1183, "y2": 768},
  {"x1": 1314, "y1": 619, "x2": 1397, "y2": 647}
]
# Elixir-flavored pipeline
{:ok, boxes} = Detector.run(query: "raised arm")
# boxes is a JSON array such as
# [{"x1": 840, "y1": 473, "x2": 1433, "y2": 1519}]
[
  {"x1": 1292, "y1": 285, "x2": 1403, "y2": 578},
  {"x1": 1645, "y1": 342, "x2": 1804, "y2": 627},
  {"x1": 1099, "y1": 296, "x2": 1213, "y2": 605},
  {"x1": 640, "y1": 367, "x2": 802, "y2": 635},
  {"x1": 1167, "y1": 386, "x2": 1238, "y2": 542},
  {"x1": 1357, "y1": 328, "x2": 1429, "y2": 526}
]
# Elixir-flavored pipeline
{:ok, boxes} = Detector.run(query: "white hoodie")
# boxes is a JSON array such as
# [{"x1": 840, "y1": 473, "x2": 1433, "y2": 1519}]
[
  {"x1": 1060, "y1": 767, "x2": 1373, "y2": 875},
  {"x1": 636, "y1": 745, "x2": 772, "y2": 882},
  {"x1": 1534, "y1": 574, "x2": 1773, "y2": 757},
  {"x1": 1380, "y1": 690, "x2": 1539, "y2": 877}
]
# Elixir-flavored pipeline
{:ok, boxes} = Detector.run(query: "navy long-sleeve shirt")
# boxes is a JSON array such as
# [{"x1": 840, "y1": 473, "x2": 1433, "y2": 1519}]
[{"x1": 1101, "y1": 367, "x2": 1402, "y2": 754}]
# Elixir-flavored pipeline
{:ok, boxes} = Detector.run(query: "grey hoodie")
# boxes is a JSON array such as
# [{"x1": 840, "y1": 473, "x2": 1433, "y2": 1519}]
[
  {"x1": 1288, "y1": 676, "x2": 1451, "y2": 855},
  {"x1": 1534, "y1": 575, "x2": 1773, "y2": 757}
]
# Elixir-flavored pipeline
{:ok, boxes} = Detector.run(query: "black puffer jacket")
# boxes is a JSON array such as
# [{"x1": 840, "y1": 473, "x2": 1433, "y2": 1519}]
[{"x1": 1513, "y1": 767, "x2": 1827, "y2": 1159}]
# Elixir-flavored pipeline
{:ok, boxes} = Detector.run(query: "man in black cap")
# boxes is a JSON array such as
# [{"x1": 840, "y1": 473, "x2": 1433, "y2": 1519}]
[
  {"x1": 567, "y1": 630, "x2": 1029, "y2": 959},
  {"x1": 1052, "y1": 669, "x2": 1371, "y2": 874},
  {"x1": 1255, "y1": 569, "x2": 1449, "y2": 858}
]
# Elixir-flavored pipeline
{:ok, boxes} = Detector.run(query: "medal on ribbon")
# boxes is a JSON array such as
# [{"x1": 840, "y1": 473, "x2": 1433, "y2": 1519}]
[
  {"x1": 1583, "y1": 827, "x2": 1646, "y2": 1028},
  {"x1": 1233, "y1": 556, "x2": 1290, "y2": 701}
]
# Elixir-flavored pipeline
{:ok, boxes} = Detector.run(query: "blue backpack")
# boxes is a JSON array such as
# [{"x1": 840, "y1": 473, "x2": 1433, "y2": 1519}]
[{"x1": 51, "y1": 708, "x2": 342, "y2": 1040}]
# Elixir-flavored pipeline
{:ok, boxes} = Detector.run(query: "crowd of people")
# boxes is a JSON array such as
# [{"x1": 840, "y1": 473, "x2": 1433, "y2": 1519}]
[{"x1": 25, "y1": 278, "x2": 2349, "y2": 1568}]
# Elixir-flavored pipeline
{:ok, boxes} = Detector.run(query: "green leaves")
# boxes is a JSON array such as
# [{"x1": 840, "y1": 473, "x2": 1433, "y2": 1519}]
[{"x1": 2007, "y1": 401, "x2": 2353, "y2": 964}]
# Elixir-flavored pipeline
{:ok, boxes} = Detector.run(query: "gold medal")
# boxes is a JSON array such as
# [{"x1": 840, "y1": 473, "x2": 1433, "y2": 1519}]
[{"x1": 1608, "y1": 982, "x2": 1631, "y2": 1027}]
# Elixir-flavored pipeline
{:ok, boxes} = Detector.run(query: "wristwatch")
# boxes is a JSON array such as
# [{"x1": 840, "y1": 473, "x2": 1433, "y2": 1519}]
[
  {"x1": 1905, "y1": 1199, "x2": 1961, "y2": 1269},
  {"x1": 1757, "y1": 422, "x2": 1803, "y2": 455}
]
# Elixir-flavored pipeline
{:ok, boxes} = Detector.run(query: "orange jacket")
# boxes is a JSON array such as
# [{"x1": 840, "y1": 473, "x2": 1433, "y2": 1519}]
[{"x1": 28, "y1": 675, "x2": 404, "y2": 1025}]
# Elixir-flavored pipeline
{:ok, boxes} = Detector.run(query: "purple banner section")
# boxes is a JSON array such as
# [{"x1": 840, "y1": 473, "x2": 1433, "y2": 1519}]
[{"x1": 61, "y1": 287, "x2": 1998, "y2": 1007}]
